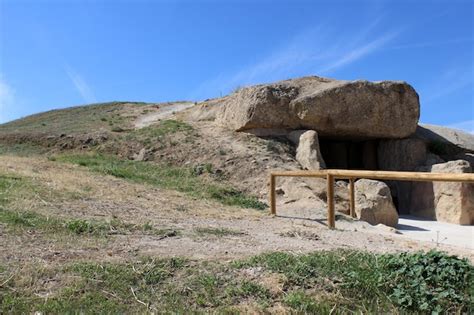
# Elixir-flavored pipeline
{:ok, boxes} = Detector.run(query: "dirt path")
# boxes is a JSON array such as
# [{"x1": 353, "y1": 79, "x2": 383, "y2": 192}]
[
  {"x1": 134, "y1": 102, "x2": 195, "y2": 128},
  {"x1": 0, "y1": 155, "x2": 472, "y2": 267}
]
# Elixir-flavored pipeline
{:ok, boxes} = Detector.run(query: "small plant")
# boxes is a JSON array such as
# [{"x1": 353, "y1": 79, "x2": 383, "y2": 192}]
[
  {"x1": 65, "y1": 219, "x2": 98, "y2": 235},
  {"x1": 379, "y1": 250, "x2": 473, "y2": 313},
  {"x1": 142, "y1": 221, "x2": 153, "y2": 231},
  {"x1": 195, "y1": 227, "x2": 245, "y2": 237}
]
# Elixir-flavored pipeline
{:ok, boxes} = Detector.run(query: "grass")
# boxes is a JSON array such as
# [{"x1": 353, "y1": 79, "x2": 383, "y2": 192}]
[
  {"x1": 116, "y1": 119, "x2": 196, "y2": 150},
  {"x1": 0, "y1": 208, "x2": 176, "y2": 238},
  {"x1": 0, "y1": 143, "x2": 50, "y2": 156},
  {"x1": 0, "y1": 175, "x2": 177, "y2": 237},
  {"x1": 0, "y1": 101, "x2": 151, "y2": 136},
  {"x1": 55, "y1": 153, "x2": 266, "y2": 210},
  {"x1": 195, "y1": 227, "x2": 246, "y2": 237},
  {"x1": 1, "y1": 250, "x2": 471, "y2": 313}
]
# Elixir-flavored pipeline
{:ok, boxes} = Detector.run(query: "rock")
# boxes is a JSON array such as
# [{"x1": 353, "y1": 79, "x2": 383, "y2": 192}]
[
  {"x1": 416, "y1": 124, "x2": 474, "y2": 157},
  {"x1": 377, "y1": 138, "x2": 427, "y2": 213},
  {"x1": 216, "y1": 76, "x2": 420, "y2": 139},
  {"x1": 455, "y1": 153, "x2": 474, "y2": 167},
  {"x1": 180, "y1": 99, "x2": 222, "y2": 121},
  {"x1": 410, "y1": 160, "x2": 474, "y2": 225},
  {"x1": 133, "y1": 148, "x2": 147, "y2": 161},
  {"x1": 355, "y1": 179, "x2": 399, "y2": 227},
  {"x1": 287, "y1": 130, "x2": 326, "y2": 170},
  {"x1": 378, "y1": 138, "x2": 427, "y2": 171},
  {"x1": 277, "y1": 177, "x2": 350, "y2": 215}
]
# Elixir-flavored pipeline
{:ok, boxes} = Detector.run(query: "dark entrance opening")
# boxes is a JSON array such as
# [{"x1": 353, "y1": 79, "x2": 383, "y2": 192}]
[{"x1": 319, "y1": 139, "x2": 379, "y2": 171}]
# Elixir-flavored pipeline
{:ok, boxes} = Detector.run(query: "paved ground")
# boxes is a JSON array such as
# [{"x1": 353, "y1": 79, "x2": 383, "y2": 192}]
[{"x1": 397, "y1": 215, "x2": 474, "y2": 250}]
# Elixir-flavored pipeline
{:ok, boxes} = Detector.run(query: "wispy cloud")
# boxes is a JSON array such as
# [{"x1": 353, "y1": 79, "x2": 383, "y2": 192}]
[
  {"x1": 0, "y1": 75, "x2": 15, "y2": 123},
  {"x1": 447, "y1": 120, "x2": 474, "y2": 134},
  {"x1": 319, "y1": 30, "x2": 399, "y2": 73},
  {"x1": 421, "y1": 67, "x2": 473, "y2": 104},
  {"x1": 190, "y1": 17, "x2": 400, "y2": 99},
  {"x1": 64, "y1": 65, "x2": 97, "y2": 104}
]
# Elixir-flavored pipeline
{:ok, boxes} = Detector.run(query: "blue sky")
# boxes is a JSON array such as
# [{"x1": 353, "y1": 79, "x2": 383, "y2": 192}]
[{"x1": 0, "y1": 0, "x2": 473, "y2": 133}]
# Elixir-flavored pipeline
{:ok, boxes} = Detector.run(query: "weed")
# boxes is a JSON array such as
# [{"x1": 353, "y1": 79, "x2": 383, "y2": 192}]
[
  {"x1": 195, "y1": 227, "x2": 245, "y2": 237},
  {"x1": 379, "y1": 250, "x2": 473, "y2": 313},
  {"x1": 142, "y1": 221, "x2": 153, "y2": 231},
  {"x1": 65, "y1": 219, "x2": 107, "y2": 235}
]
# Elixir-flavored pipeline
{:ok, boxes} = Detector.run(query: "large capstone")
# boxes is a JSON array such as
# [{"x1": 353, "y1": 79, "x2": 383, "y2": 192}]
[{"x1": 217, "y1": 76, "x2": 420, "y2": 139}]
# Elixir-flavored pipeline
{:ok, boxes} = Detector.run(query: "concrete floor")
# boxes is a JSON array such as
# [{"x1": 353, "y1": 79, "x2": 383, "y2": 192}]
[{"x1": 397, "y1": 215, "x2": 474, "y2": 250}]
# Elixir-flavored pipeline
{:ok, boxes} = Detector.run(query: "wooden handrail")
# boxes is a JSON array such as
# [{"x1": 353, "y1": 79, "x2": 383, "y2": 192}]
[{"x1": 269, "y1": 169, "x2": 474, "y2": 229}]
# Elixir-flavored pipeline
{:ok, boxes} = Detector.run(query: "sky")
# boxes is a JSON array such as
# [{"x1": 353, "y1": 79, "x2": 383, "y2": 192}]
[{"x1": 0, "y1": 0, "x2": 473, "y2": 133}]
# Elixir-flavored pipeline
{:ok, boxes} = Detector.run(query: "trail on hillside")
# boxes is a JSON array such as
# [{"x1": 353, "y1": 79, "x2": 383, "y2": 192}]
[{"x1": 134, "y1": 102, "x2": 195, "y2": 128}]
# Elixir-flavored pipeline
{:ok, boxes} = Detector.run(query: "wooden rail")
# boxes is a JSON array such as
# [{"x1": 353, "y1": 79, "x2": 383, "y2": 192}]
[{"x1": 269, "y1": 169, "x2": 474, "y2": 229}]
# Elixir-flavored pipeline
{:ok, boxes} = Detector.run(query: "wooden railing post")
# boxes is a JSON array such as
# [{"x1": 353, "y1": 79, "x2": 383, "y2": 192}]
[
  {"x1": 269, "y1": 169, "x2": 474, "y2": 229},
  {"x1": 270, "y1": 174, "x2": 276, "y2": 215},
  {"x1": 349, "y1": 178, "x2": 356, "y2": 218},
  {"x1": 327, "y1": 174, "x2": 335, "y2": 229}
]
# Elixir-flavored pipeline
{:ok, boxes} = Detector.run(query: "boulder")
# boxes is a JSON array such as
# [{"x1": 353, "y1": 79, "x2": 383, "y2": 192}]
[
  {"x1": 377, "y1": 138, "x2": 427, "y2": 213},
  {"x1": 216, "y1": 76, "x2": 420, "y2": 139},
  {"x1": 410, "y1": 160, "x2": 474, "y2": 225},
  {"x1": 378, "y1": 138, "x2": 427, "y2": 171},
  {"x1": 355, "y1": 179, "x2": 399, "y2": 227},
  {"x1": 287, "y1": 130, "x2": 326, "y2": 170},
  {"x1": 416, "y1": 124, "x2": 474, "y2": 157}
]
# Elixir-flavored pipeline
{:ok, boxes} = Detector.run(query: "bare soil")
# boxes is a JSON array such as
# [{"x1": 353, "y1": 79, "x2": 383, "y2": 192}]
[{"x1": 1, "y1": 155, "x2": 472, "y2": 270}]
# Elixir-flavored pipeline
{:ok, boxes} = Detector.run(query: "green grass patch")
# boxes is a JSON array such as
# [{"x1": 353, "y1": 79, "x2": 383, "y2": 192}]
[
  {"x1": 56, "y1": 153, "x2": 266, "y2": 210},
  {"x1": 234, "y1": 250, "x2": 473, "y2": 313},
  {"x1": 0, "y1": 208, "x2": 176, "y2": 238},
  {"x1": 0, "y1": 173, "x2": 178, "y2": 238},
  {"x1": 120, "y1": 119, "x2": 195, "y2": 148},
  {"x1": 284, "y1": 291, "x2": 329, "y2": 313},
  {"x1": 1, "y1": 250, "x2": 472, "y2": 313},
  {"x1": 0, "y1": 143, "x2": 50, "y2": 156}
]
